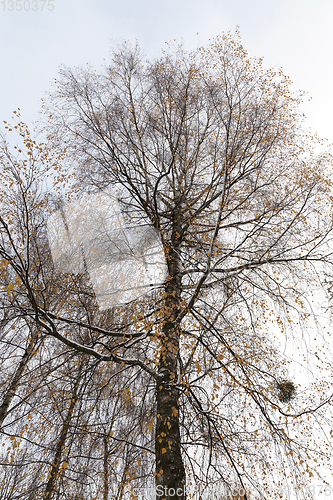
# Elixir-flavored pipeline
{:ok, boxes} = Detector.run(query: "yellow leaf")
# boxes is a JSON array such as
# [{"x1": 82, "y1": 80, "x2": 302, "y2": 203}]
[
  {"x1": 171, "y1": 406, "x2": 178, "y2": 416},
  {"x1": 162, "y1": 448, "x2": 167, "y2": 454}
]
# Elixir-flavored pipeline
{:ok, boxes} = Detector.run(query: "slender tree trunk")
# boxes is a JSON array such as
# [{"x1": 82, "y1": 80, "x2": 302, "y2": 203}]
[
  {"x1": 103, "y1": 435, "x2": 109, "y2": 500},
  {"x1": 0, "y1": 331, "x2": 39, "y2": 428},
  {"x1": 43, "y1": 377, "x2": 80, "y2": 500},
  {"x1": 155, "y1": 238, "x2": 186, "y2": 500},
  {"x1": 116, "y1": 445, "x2": 130, "y2": 500}
]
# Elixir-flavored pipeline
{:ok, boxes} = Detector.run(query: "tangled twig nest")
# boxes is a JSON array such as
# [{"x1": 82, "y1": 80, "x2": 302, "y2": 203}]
[{"x1": 277, "y1": 379, "x2": 296, "y2": 403}]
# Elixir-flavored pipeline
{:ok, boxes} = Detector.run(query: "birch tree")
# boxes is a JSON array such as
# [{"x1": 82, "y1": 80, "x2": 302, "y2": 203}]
[{"x1": 1, "y1": 31, "x2": 333, "y2": 500}]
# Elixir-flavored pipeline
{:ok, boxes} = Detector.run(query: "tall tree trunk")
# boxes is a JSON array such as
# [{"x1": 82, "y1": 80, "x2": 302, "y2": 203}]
[
  {"x1": 0, "y1": 330, "x2": 39, "y2": 428},
  {"x1": 155, "y1": 240, "x2": 186, "y2": 500},
  {"x1": 116, "y1": 445, "x2": 130, "y2": 500},
  {"x1": 103, "y1": 435, "x2": 109, "y2": 500},
  {"x1": 43, "y1": 376, "x2": 80, "y2": 500}
]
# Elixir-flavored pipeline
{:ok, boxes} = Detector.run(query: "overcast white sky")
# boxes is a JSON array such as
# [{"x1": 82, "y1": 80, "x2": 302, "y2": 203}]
[
  {"x1": 1, "y1": 0, "x2": 333, "y2": 491},
  {"x1": 0, "y1": 0, "x2": 333, "y2": 141}
]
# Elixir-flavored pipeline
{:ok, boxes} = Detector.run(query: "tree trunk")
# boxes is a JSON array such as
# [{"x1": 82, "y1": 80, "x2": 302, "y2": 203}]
[
  {"x1": 103, "y1": 435, "x2": 109, "y2": 500},
  {"x1": 155, "y1": 240, "x2": 186, "y2": 500},
  {"x1": 0, "y1": 331, "x2": 39, "y2": 428},
  {"x1": 43, "y1": 377, "x2": 80, "y2": 500}
]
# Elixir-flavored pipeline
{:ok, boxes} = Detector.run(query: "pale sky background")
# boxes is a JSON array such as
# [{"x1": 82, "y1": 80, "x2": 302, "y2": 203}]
[
  {"x1": 1, "y1": 0, "x2": 333, "y2": 494},
  {"x1": 0, "y1": 0, "x2": 333, "y2": 142}
]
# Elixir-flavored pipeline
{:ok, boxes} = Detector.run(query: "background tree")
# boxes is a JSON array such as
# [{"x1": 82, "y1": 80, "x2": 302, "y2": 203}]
[
  {"x1": 0, "y1": 123, "x2": 153, "y2": 499},
  {"x1": 1, "y1": 31, "x2": 333, "y2": 499}
]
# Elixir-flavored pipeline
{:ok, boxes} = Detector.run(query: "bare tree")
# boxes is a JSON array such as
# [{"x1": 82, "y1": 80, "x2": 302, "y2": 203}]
[
  {"x1": 0, "y1": 121, "x2": 154, "y2": 498},
  {"x1": 1, "y1": 31, "x2": 333, "y2": 499}
]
